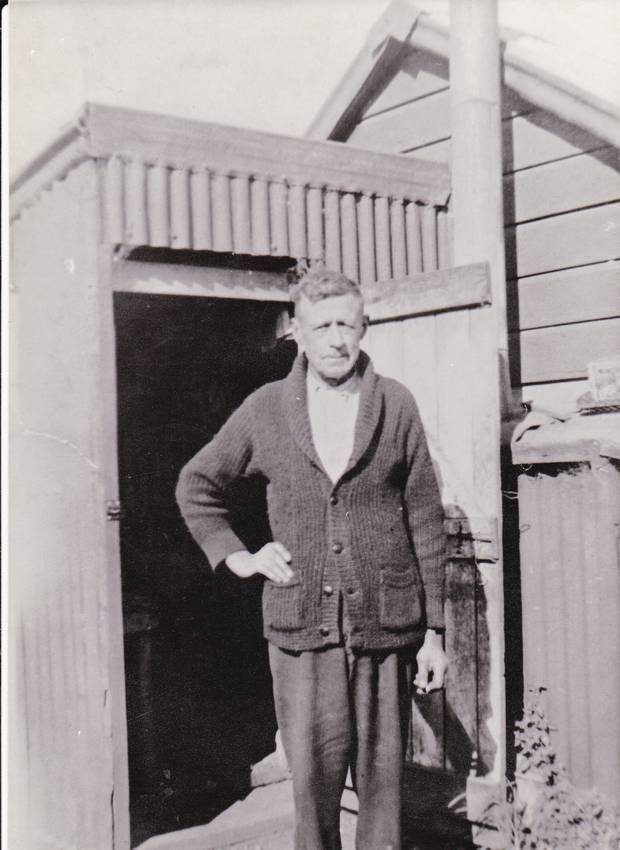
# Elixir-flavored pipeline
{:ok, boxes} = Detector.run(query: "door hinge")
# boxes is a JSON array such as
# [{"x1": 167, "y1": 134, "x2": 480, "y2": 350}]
[
  {"x1": 445, "y1": 516, "x2": 499, "y2": 562},
  {"x1": 106, "y1": 500, "x2": 122, "y2": 521}
]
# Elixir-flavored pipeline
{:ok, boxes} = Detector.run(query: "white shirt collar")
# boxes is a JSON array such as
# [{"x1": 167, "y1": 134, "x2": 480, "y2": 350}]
[{"x1": 306, "y1": 367, "x2": 360, "y2": 396}]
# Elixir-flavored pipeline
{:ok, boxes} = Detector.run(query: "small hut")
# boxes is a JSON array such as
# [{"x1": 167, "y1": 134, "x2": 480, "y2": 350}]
[{"x1": 10, "y1": 97, "x2": 507, "y2": 849}]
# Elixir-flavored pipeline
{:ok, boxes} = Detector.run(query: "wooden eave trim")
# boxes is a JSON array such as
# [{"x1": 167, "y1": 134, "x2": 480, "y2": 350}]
[
  {"x1": 307, "y1": 0, "x2": 618, "y2": 148},
  {"x1": 82, "y1": 103, "x2": 449, "y2": 204},
  {"x1": 307, "y1": 1, "x2": 429, "y2": 141},
  {"x1": 502, "y1": 55, "x2": 620, "y2": 148},
  {"x1": 309, "y1": 36, "x2": 413, "y2": 144}
]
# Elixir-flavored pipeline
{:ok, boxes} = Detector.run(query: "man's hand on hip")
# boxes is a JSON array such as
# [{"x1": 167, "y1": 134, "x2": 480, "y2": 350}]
[
  {"x1": 414, "y1": 629, "x2": 448, "y2": 694},
  {"x1": 225, "y1": 543, "x2": 293, "y2": 583}
]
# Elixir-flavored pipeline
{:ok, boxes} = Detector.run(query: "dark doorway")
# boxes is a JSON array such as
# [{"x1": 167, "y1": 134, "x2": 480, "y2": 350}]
[{"x1": 113, "y1": 290, "x2": 295, "y2": 846}]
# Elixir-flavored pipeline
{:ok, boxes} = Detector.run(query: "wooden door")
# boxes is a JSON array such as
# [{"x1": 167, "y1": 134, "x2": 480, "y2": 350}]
[{"x1": 361, "y1": 262, "x2": 503, "y2": 828}]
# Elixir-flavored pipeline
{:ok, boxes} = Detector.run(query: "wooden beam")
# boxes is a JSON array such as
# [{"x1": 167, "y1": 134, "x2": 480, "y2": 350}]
[
  {"x1": 363, "y1": 262, "x2": 490, "y2": 323},
  {"x1": 316, "y1": 35, "x2": 414, "y2": 143},
  {"x1": 307, "y1": 0, "x2": 424, "y2": 140},
  {"x1": 114, "y1": 260, "x2": 492, "y2": 319},
  {"x1": 112, "y1": 260, "x2": 289, "y2": 301},
  {"x1": 306, "y1": 0, "x2": 619, "y2": 150},
  {"x1": 363, "y1": 51, "x2": 448, "y2": 120}
]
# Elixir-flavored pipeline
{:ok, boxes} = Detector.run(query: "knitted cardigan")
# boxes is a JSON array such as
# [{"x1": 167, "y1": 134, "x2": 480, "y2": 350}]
[{"x1": 176, "y1": 351, "x2": 446, "y2": 651}]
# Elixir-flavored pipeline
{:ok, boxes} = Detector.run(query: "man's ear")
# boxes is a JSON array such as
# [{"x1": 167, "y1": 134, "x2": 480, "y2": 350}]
[{"x1": 361, "y1": 314, "x2": 369, "y2": 339}]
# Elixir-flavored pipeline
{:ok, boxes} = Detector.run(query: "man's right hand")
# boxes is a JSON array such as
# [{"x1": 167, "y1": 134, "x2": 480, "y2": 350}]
[{"x1": 225, "y1": 542, "x2": 293, "y2": 583}]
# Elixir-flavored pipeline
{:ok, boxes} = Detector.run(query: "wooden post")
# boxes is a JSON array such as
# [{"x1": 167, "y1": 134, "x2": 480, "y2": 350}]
[
  {"x1": 450, "y1": 0, "x2": 507, "y2": 357},
  {"x1": 449, "y1": 0, "x2": 507, "y2": 795}
]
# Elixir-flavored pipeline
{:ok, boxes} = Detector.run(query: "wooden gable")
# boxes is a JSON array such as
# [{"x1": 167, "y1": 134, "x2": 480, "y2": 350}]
[{"x1": 308, "y1": 1, "x2": 620, "y2": 415}]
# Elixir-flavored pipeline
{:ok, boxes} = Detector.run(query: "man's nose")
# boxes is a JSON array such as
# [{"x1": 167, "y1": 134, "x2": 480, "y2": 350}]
[{"x1": 327, "y1": 323, "x2": 345, "y2": 346}]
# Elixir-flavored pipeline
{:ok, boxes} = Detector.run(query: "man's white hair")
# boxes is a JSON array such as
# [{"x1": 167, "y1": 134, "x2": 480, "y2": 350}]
[{"x1": 289, "y1": 267, "x2": 362, "y2": 306}]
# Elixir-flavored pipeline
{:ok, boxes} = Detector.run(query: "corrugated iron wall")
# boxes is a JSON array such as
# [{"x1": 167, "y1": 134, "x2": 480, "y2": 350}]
[
  {"x1": 98, "y1": 156, "x2": 451, "y2": 279},
  {"x1": 518, "y1": 459, "x2": 620, "y2": 806},
  {"x1": 9, "y1": 161, "x2": 126, "y2": 850}
]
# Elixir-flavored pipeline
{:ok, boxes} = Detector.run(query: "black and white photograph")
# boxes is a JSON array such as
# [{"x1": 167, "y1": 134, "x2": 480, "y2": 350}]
[{"x1": 4, "y1": 1, "x2": 620, "y2": 848}]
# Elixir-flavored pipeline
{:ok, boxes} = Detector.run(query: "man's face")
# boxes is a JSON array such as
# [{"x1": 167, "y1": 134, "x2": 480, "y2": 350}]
[{"x1": 291, "y1": 293, "x2": 368, "y2": 385}]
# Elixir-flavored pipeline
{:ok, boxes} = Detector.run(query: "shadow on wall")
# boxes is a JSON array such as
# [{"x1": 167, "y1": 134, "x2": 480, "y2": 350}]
[{"x1": 405, "y1": 496, "x2": 496, "y2": 831}]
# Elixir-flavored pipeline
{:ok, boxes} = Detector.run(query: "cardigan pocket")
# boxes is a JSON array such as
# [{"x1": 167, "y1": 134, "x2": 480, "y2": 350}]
[
  {"x1": 379, "y1": 568, "x2": 422, "y2": 631},
  {"x1": 263, "y1": 576, "x2": 305, "y2": 631}
]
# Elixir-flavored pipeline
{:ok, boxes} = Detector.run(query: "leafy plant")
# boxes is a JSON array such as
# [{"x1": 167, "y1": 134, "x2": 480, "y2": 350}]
[{"x1": 484, "y1": 687, "x2": 619, "y2": 850}]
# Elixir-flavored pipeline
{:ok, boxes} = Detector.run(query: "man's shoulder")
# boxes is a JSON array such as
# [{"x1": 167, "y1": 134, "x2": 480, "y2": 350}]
[
  {"x1": 222, "y1": 379, "x2": 286, "y2": 438},
  {"x1": 374, "y1": 372, "x2": 426, "y2": 437},
  {"x1": 243, "y1": 377, "x2": 287, "y2": 410},
  {"x1": 376, "y1": 372, "x2": 418, "y2": 411}
]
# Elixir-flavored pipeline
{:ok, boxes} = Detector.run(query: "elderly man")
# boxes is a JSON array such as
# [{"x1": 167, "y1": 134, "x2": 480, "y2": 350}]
[{"x1": 176, "y1": 267, "x2": 447, "y2": 850}]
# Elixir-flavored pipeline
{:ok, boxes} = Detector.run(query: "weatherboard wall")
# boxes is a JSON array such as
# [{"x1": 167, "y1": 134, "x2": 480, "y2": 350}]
[{"x1": 335, "y1": 47, "x2": 620, "y2": 413}]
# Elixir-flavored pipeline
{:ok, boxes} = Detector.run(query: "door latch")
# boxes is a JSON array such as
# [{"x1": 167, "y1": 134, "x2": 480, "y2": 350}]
[
  {"x1": 106, "y1": 500, "x2": 122, "y2": 521},
  {"x1": 445, "y1": 516, "x2": 499, "y2": 562}
]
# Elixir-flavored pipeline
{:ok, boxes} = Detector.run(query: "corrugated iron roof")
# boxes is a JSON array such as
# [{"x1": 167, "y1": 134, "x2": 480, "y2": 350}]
[
  {"x1": 10, "y1": 104, "x2": 451, "y2": 282},
  {"x1": 11, "y1": 103, "x2": 449, "y2": 219}
]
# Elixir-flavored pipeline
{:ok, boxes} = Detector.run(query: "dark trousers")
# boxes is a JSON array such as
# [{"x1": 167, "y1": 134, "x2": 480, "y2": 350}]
[{"x1": 269, "y1": 641, "x2": 415, "y2": 850}]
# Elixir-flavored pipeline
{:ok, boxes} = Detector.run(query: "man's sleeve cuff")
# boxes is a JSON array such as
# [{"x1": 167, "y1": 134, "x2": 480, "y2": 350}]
[
  {"x1": 199, "y1": 529, "x2": 247, "y2": 571},
  {"x1": 424, "y1": 598, "x2": 445, "y2": 632}
]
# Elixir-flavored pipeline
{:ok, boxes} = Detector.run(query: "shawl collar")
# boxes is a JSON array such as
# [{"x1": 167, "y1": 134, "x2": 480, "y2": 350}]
[{"x1": 282, "y1": 351, "x2": 384, "y2": 482}]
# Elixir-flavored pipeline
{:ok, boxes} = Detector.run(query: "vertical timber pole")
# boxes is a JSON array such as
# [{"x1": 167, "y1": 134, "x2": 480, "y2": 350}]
[
  {"x1": 449, "y1": 0, "x2": 507, "y2": 825},
  {"x1": 450, "y1": 0, "x2": 507, "y2": 348}
]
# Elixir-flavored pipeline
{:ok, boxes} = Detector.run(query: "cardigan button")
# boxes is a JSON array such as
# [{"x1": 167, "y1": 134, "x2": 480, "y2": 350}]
[
  {"x1": 323, "y1": 585, "x2": 334, "y2": 596},
  {"x1": 320, "y1": 626, "x2": 330, "y2": 637},
  {"x1": 329, "y1": 494, "x2": 338, "y2": 506},
  {"x1": 332, "y1": 542, "x2": 343, "y2": 554}
]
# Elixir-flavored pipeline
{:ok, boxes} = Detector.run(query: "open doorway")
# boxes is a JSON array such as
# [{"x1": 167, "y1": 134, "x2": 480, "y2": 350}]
[{"x1": 113, "y1": 289, "x2": 295, "y2": 846}]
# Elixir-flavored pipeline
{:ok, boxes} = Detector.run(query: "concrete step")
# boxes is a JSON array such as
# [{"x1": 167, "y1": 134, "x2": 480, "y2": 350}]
[{"x1": 135, "y1": 780, "x2": 357, "y2": 850}]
